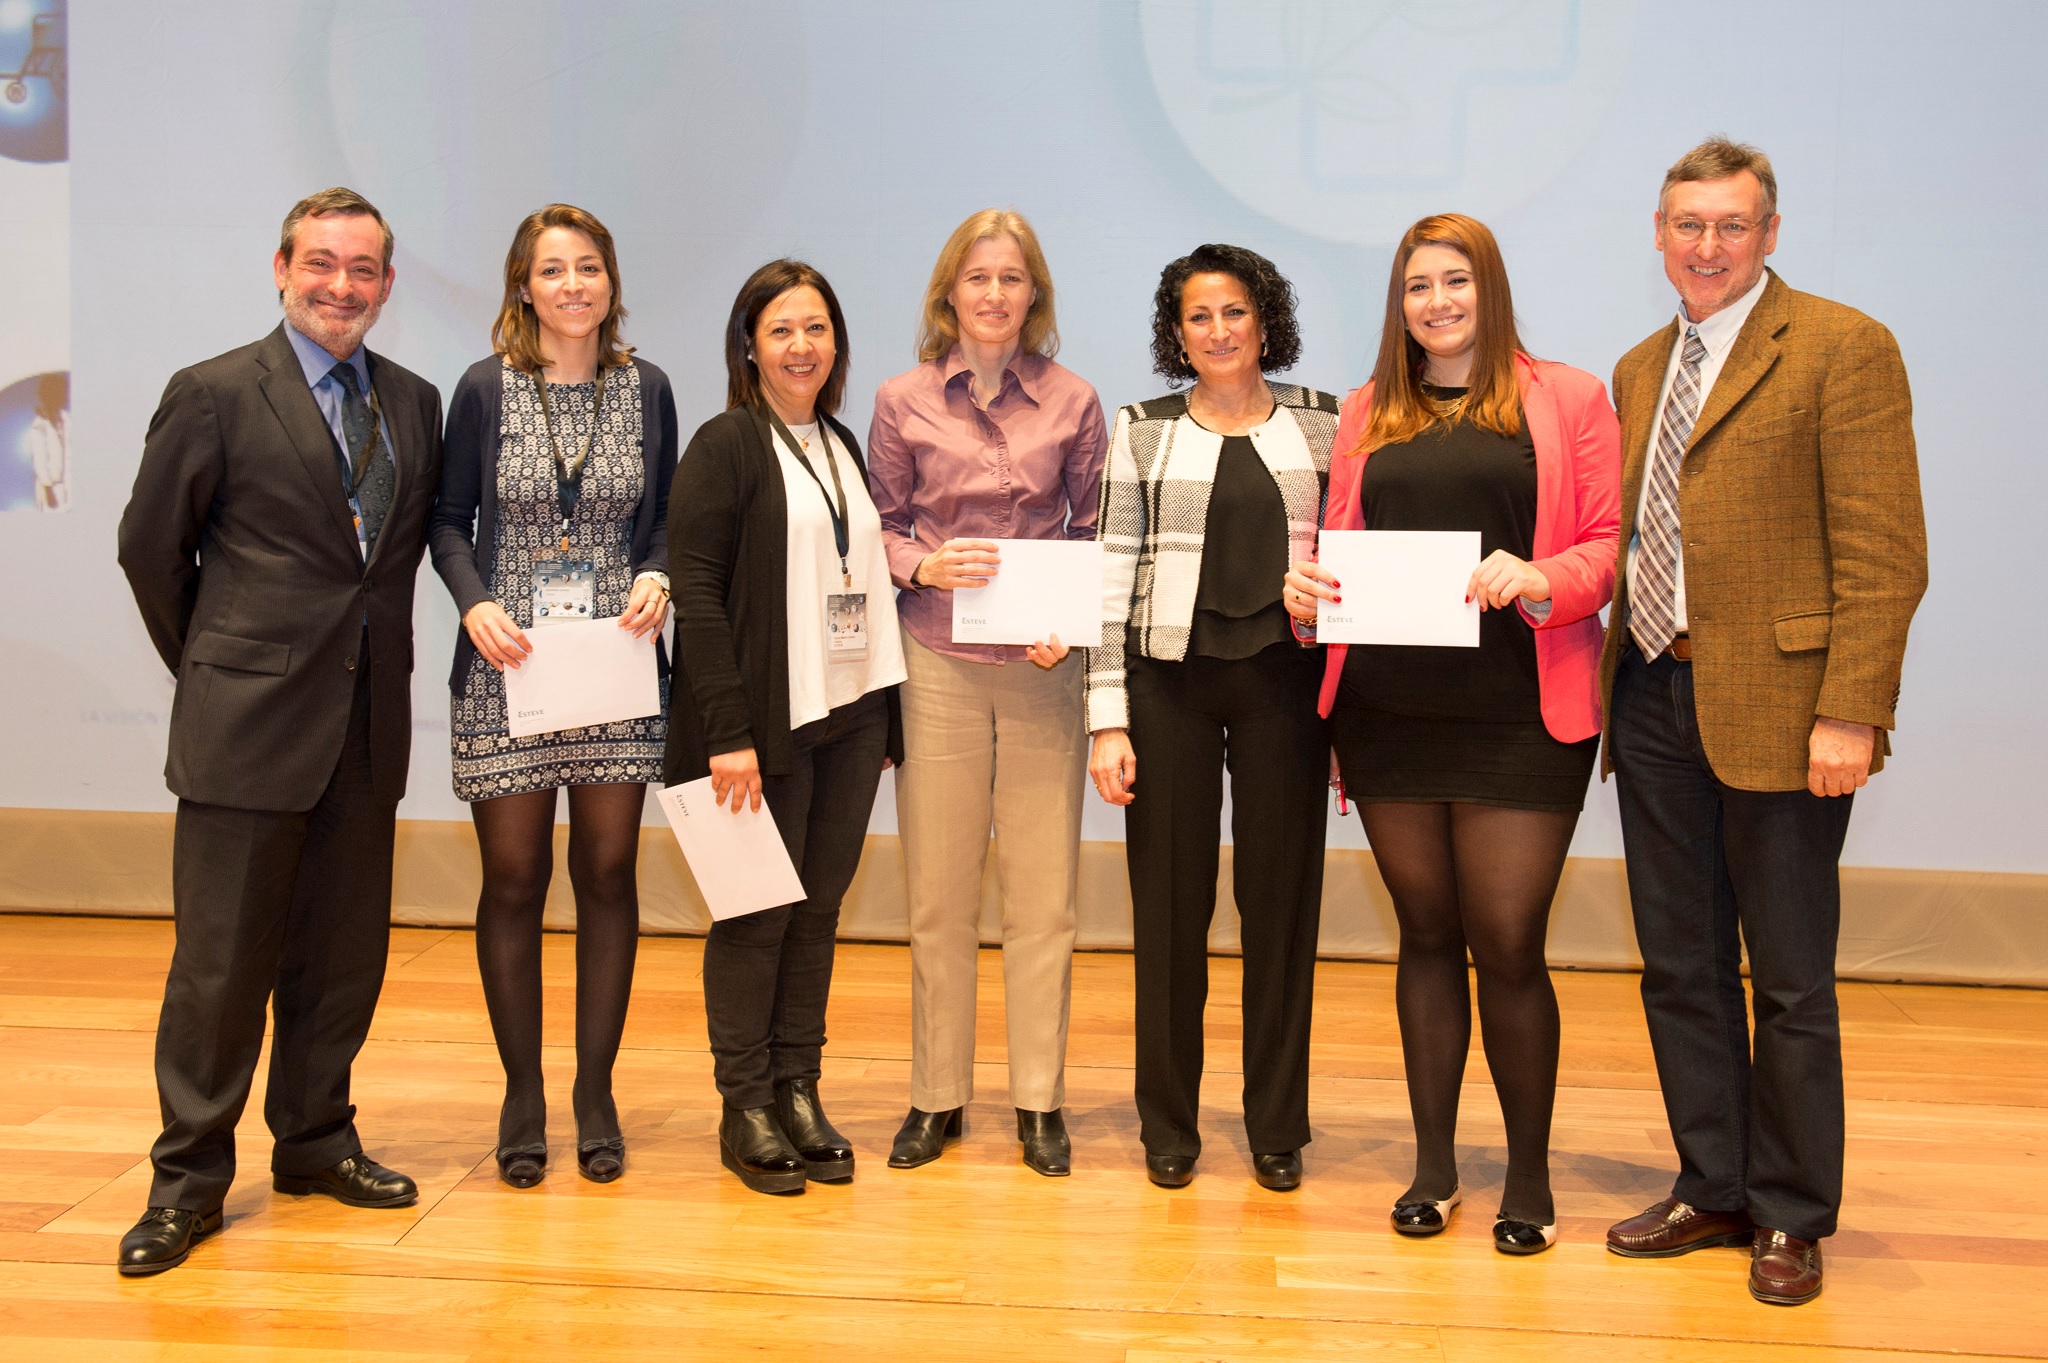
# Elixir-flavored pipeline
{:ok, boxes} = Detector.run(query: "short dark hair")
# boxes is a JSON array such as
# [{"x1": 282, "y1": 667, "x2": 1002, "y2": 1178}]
[
  {"x1": 1150, "y1": 243, "x2": 1302, "y2": 387},
  {"x1": 724, "y1": 259, "x2": 851, "y2": 416},
  {"x1": 279, "y1": 187, "x2": 393, "y2": 273}
]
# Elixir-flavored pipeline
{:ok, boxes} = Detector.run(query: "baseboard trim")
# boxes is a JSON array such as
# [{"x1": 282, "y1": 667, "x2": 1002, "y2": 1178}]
[{"x1": 4, "y1": 808, "x2": 2043, "y2": 985}]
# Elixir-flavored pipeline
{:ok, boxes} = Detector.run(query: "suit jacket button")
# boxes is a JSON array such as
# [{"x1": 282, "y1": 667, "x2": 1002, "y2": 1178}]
[{"x1": 346, "y1": 658, "x2": 357, "y2": 671}]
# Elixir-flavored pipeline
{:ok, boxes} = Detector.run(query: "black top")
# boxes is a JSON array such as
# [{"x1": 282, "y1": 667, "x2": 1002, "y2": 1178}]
[
  {"x1": 661, "y1": 406, "x2": 905, "y2": 784},
  {"x1": 1341, "y1": 391, "x2": 1542, "y2": 718},
  {"x1": 430, "y1": 354, "x2": 680, "y2": 690},
  {"x1": 1190, "y1": 433, "x2": 1294, "y2": 658}
]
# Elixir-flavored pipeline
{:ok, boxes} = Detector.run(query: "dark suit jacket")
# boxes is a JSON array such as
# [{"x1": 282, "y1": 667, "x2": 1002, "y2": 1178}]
[
  {"x1": 117, "y1": 324, "x2": 444, "y2": 812},
  {"x1": 1597, "y1": 271, "x2": 1928, "y2": 791},
  {"x1": 428, "y1": 354, "x2": 680, "y2": 692},
  {"x1": 662, "y1": 405, "x2": 904, "y2": 785}
]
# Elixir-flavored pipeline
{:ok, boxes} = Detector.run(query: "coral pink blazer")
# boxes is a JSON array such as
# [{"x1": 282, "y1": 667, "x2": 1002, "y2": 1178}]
[{"x1": 1317, "y1": 355, "x2": 1622, "y2": 743}]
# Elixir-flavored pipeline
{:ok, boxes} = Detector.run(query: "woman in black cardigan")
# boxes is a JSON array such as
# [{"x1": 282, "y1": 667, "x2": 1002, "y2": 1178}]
[
  {"x1": 429, "y1": 205, "x2": 678, "y2": 1189},
  {"x1": 666, "y1": 259, "x2": 905, "y2": 1194}
]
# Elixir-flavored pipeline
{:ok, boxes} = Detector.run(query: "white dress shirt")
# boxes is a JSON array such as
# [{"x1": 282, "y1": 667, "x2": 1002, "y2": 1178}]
[
  {"x1": 1627, "y1": 268, "x2": 1771, "y2": 631},
  {"x1": 775, "y1": 420, "x2": 907, "y2": 730}
]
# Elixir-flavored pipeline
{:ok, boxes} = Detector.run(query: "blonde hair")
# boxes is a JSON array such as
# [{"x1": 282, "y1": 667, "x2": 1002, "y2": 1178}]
[
  {"x1": 1660, "y1": 136, "x2": 1778, "y2": 217},
  {"x1": 915, "y1": 209, "x2": 1059, "y2": 363},
  {"x1": 1357, "y1": 213, "x2": 1526, "y2": 456},
  {"x1": 492, "y1": 204, "x2": 633, "y2": 376}
]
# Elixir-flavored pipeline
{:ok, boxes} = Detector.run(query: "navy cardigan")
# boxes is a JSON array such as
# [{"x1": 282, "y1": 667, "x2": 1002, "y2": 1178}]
[{"x1": 428, "y1": 354, "x2": 681, "y2": 692}]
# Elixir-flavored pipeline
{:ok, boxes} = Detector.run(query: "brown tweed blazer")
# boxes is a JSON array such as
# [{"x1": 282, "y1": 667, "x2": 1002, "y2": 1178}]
[{"x1": 1597, "y1": 270, "x2": 1927, "y2": 792}]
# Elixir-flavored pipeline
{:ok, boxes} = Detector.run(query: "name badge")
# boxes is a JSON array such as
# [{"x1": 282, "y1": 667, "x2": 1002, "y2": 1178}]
[
  {"x1": 827, "y1": 591, "x2": 868, "y2": 661},
  {"x1": 533, "y1": 560, "x2": 597, "y2": 620}
]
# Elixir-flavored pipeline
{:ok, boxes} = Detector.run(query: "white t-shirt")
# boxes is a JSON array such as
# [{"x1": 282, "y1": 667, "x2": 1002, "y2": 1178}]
[
  {"x1": 1626, "y1": 269, "x2": 1771, "y2": 631},
  {"x1": 774, "y1": 419, "x2": 906, "y2": 730}
]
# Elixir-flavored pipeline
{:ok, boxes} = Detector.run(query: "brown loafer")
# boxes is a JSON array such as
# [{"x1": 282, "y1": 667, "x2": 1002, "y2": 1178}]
[
  {"x1": 1749, "y1": 1229, "x2": 1823, "y2": 1305},
  {"x1": 1607, "y1": 1196, "x2": 1755, "y2": 1258}
]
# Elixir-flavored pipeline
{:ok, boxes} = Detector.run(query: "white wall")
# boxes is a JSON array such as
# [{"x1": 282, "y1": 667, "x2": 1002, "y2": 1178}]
[{"x1": 3, "y1": 0, "x2": 2042, "y2": 873}]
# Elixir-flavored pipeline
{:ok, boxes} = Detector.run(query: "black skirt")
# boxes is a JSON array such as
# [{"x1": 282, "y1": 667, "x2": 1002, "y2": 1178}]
[{"x1": 1331, "y1": 704, "x2": 1598, "y2": 813}]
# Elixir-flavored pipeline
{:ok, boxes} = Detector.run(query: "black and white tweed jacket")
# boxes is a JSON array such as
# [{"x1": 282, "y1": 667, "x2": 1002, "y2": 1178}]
[{"x1": 1085, "y1": 383, "x2": 1340, "y2": 731}]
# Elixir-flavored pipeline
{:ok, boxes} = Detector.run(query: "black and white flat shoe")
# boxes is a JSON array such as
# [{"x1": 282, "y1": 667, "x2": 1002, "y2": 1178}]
[
  {"x1": 1494, "y1": 1215, "x2": 1559, "y2": 1255},
  {"x1": 1390, "y1": 1186, "x2": 1461, "y2": 1237}
]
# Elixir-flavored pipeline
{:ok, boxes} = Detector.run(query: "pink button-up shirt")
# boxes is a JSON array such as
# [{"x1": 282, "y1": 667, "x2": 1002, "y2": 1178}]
[{"x1": 867, "y1": 348, "x2": 1108, "y2": 664}]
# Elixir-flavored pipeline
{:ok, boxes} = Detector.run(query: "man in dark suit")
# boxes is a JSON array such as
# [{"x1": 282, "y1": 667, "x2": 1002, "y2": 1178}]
[
  {"x1": 1597, "y1": 140, "x2": 1927, "y2": 1305},
  {"x1": 113, "y1": 188, "x2": 444, "y2": 1275}
]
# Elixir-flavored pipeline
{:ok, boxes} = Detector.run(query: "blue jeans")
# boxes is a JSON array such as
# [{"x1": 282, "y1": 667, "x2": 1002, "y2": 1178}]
[{"x1": 1610, "y1": 646, "x2": 1853, "y2": 1240}]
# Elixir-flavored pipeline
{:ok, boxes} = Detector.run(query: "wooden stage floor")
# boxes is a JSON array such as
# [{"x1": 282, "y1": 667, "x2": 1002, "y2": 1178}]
[{"x1": 1, "y1": 912, "x2": 2044, "y2": 1361}]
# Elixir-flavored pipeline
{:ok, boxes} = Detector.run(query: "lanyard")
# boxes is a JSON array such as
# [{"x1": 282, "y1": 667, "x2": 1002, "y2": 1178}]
[
  {"x1": 767, "y1": 408, "x2": 852, "y2": 587},
  {"x1": 534, "y1": 368, "x2": 609, "y2": 550}
]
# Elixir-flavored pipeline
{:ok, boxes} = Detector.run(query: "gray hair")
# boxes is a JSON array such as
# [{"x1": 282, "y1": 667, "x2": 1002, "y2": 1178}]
[{"x1": 1660, "y1": 137, "x2": 1778, "y2": 218}]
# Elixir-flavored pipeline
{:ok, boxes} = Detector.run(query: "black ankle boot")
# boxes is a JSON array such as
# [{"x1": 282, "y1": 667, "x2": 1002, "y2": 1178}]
[
  {"x1": 718, "y1": 1106, "x2": 808, "y2": 1195},
  {"x1": 1017, "y1": 1108, "x2": 1071, "y2": 1177},
  {"x1": 887, "y1": 1106, "x2": 962, "y2": 1169},
  {"x1": 773, "y1": 1078, "x2": 855, "y2": 1182}
]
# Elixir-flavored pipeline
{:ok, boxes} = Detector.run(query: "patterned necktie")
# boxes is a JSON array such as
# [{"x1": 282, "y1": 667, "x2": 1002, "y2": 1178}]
[
  {"x1": 1629, "y1": 328, "x2": 1708, "y2": 657},
  {"x1": 329, "y1": 362, "x2": 394, "y2": 555}
]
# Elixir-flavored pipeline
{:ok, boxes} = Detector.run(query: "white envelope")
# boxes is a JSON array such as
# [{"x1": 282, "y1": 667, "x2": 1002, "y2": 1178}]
[
  {"x1": 1315, "y1": 530, "x2": 1482, "y2": 647},
  {"x1": 502, "y1": 616, "x2": 662, "y2": 739},
  {"x1": 655, "y1": 778, "x2": 807, "y2": 921},
  {"x1": 951, "y1": 538, "x2": 1105, "y2": 647}
]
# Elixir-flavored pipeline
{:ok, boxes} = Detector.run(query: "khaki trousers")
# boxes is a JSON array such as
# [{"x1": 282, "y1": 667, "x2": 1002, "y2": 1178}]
[{"x1": 896, "y1": 630, "x2": 1085, "y2": 1113}]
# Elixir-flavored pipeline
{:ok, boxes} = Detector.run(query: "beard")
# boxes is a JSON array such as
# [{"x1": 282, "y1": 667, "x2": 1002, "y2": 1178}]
[{"x1": 281, "y1": 285, "x2": 384, "y2": 359}]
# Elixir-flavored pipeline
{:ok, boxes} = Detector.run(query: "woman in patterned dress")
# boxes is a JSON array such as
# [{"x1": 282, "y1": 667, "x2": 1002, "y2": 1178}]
[{"x1": 429, "y1": 204, "x2": 680, "y2": 1189}]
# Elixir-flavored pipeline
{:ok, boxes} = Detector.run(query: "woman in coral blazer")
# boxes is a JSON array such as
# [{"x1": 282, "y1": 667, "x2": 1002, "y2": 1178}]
[{"x1": 1284, "y1": 214, "x2": 1619, "y2": 1256}]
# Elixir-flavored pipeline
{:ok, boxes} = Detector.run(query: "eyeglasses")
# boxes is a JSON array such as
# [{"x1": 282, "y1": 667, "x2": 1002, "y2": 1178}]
[{"x1": 1665, "y1": 216, "x2": 1765, "y2": 244}]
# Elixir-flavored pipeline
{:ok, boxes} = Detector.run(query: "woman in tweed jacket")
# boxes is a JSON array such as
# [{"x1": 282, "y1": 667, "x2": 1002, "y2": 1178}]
[{"x1": 1085, "y1": 243, "x2": 1339, "y2": 1192}]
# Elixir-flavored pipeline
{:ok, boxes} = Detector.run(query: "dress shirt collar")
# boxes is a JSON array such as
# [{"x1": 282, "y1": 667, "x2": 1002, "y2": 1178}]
[
  {"x1": 942, "y1": 345, "x2": 1040, "y2": 406},
  {"x1": 284, "y1": 320, "x2": 371, "y2": 393},
  {"x1": 1677, "y1": 267, "x2": 1770, "y2": 359}
]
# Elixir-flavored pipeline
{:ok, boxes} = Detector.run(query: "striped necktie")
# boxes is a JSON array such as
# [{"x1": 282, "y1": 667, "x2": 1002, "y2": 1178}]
[{"x1": 1629, "y1": 328, "x2": 1708, "y2": 658}]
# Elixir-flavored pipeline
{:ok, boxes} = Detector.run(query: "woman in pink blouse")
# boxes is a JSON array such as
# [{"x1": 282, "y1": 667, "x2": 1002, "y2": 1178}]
[{"x1": 867, "y1": 209, "x2": 1107, "y2": 1177}]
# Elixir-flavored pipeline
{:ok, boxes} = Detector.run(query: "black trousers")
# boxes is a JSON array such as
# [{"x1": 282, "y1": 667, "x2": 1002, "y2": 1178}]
[
  {"x1": 1125, "y1": 645, "x2": 1329, "y2": 1158},
  {"x1": 702, "y1": 689, "x2": 889, "y2": 1109},
  {"x1": 1610, "y1": 646, "x2": 1853, "y2": 1240},
  {"x1": 150, "y1": 654, "x2": 395, "y2": 1211}
]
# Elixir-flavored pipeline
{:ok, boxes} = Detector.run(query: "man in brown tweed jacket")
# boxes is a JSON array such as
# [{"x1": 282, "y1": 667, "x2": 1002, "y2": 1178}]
[{"x1": 1596, "y1": 138, "x2": 1927, "y2": 1306}]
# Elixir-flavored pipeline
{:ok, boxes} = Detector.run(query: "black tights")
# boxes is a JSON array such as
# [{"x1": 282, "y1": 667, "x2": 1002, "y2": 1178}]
[
  {"x1": 1359, "y1": 801, "x2": 1578, "y2": 1224},
  {"x1": 471, "y1": 783, "x2": 645, "y2": 1152}
]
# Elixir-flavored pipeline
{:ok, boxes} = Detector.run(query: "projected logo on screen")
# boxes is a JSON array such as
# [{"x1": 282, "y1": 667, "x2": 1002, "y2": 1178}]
[
  {"x1": 0, "y1": 0, "x2": 65, "y2": 164},
  {"x1": 1139, "y1": 0, "x2": 1630, "y2": 247},
  {"x1": 0, "y1": 371, "x2": 69, "y2": 513}
]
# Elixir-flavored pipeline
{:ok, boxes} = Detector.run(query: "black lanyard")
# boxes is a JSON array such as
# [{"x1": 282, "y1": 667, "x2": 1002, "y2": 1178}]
[
  {"x1": 533, "y1": 368, "x2": 608, "y2": 549},
  {"x1": 767, "y1": 408, "x2": 852, "y2": 586}
]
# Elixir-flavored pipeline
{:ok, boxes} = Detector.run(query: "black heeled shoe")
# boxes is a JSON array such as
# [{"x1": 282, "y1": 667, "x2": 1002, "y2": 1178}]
[
  {"x1": 495, "y1": 1145, "x2": 547, "y2": 1189},
  {"x1": 1252, "y1": 1150, "x2": 1302, "y2": 1191},
  {"x1": 1017, "y1": 1108, "x2": 1071, "y2": 1177},
  {"x1": 888, "y1": 1106, "x2": 962, "y2": 1169},
  {"x1": 576, "y1": 1137, "x2": 625, "y2": 1184},
  {"x1": 774, "y1": 1078, "x2": 855, "y2": 1182},
  {"x1": 1390, "y1": 1186, "x2": 1462, "y2": 1237},
  {"x1": 718, "y1": 1106, "x2": 808, "y2": 1194},
  {"x1": 1145, "y1": 1153, "x2": 1196, "y2": 1188}
]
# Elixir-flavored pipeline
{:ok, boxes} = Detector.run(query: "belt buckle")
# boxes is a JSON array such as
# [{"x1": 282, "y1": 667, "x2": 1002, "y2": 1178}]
[{"x1": 1666, "y1": 635, "x2": 1693, "y2": 662}]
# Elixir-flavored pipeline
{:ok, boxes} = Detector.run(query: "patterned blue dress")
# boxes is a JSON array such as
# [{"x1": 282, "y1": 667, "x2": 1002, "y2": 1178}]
[{"x1": 450, "y1": 361, "x2": 667, "y2": 800}]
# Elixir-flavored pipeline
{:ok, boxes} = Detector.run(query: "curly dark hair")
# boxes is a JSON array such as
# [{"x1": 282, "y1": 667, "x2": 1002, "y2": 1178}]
[{"x1": 1149, "y1": 243, "x2": 1303, "y2": 386}]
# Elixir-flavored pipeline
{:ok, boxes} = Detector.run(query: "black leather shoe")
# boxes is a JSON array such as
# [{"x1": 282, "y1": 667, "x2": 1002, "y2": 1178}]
[
  {"x1": 116, "y1": 1206, "x2": 223, "y2": 1276},
  {"x1": 1253, "y1": 1150, "x2": 1302, "y2": 1191},
  {"x1": 1145, "y1": 1153, "x2": 1196, "y2": 1188},
  {"x1": 576, "y1": 1137, "x2": 624, "y2": 1184},
  {"x1": 1017, "y1": 1108, "x2": 1071, "y2": 1177},
  {"x1": 888, "y1": 1106, "x2": 962, "y2": 1169},
  {"x1": 496, "y1": 1145, "x2": 547, "y2": 1189},
  {"x1": 273, "y1": 1154, "x2": 417, "y2": 1208},
  {"x1": 1391, "y1": 1187, "x2": 1461, "y2": 1237},
  {"x1": 774, "y1": 1078, "x2": 855, "y2": 1182},
  {"x1": 718, "y1": 1106, "x2": 808, "y2": 1194},
  {"x1": 1494, "y1": 1216, "x2": 1559, "y2": 1255}
]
